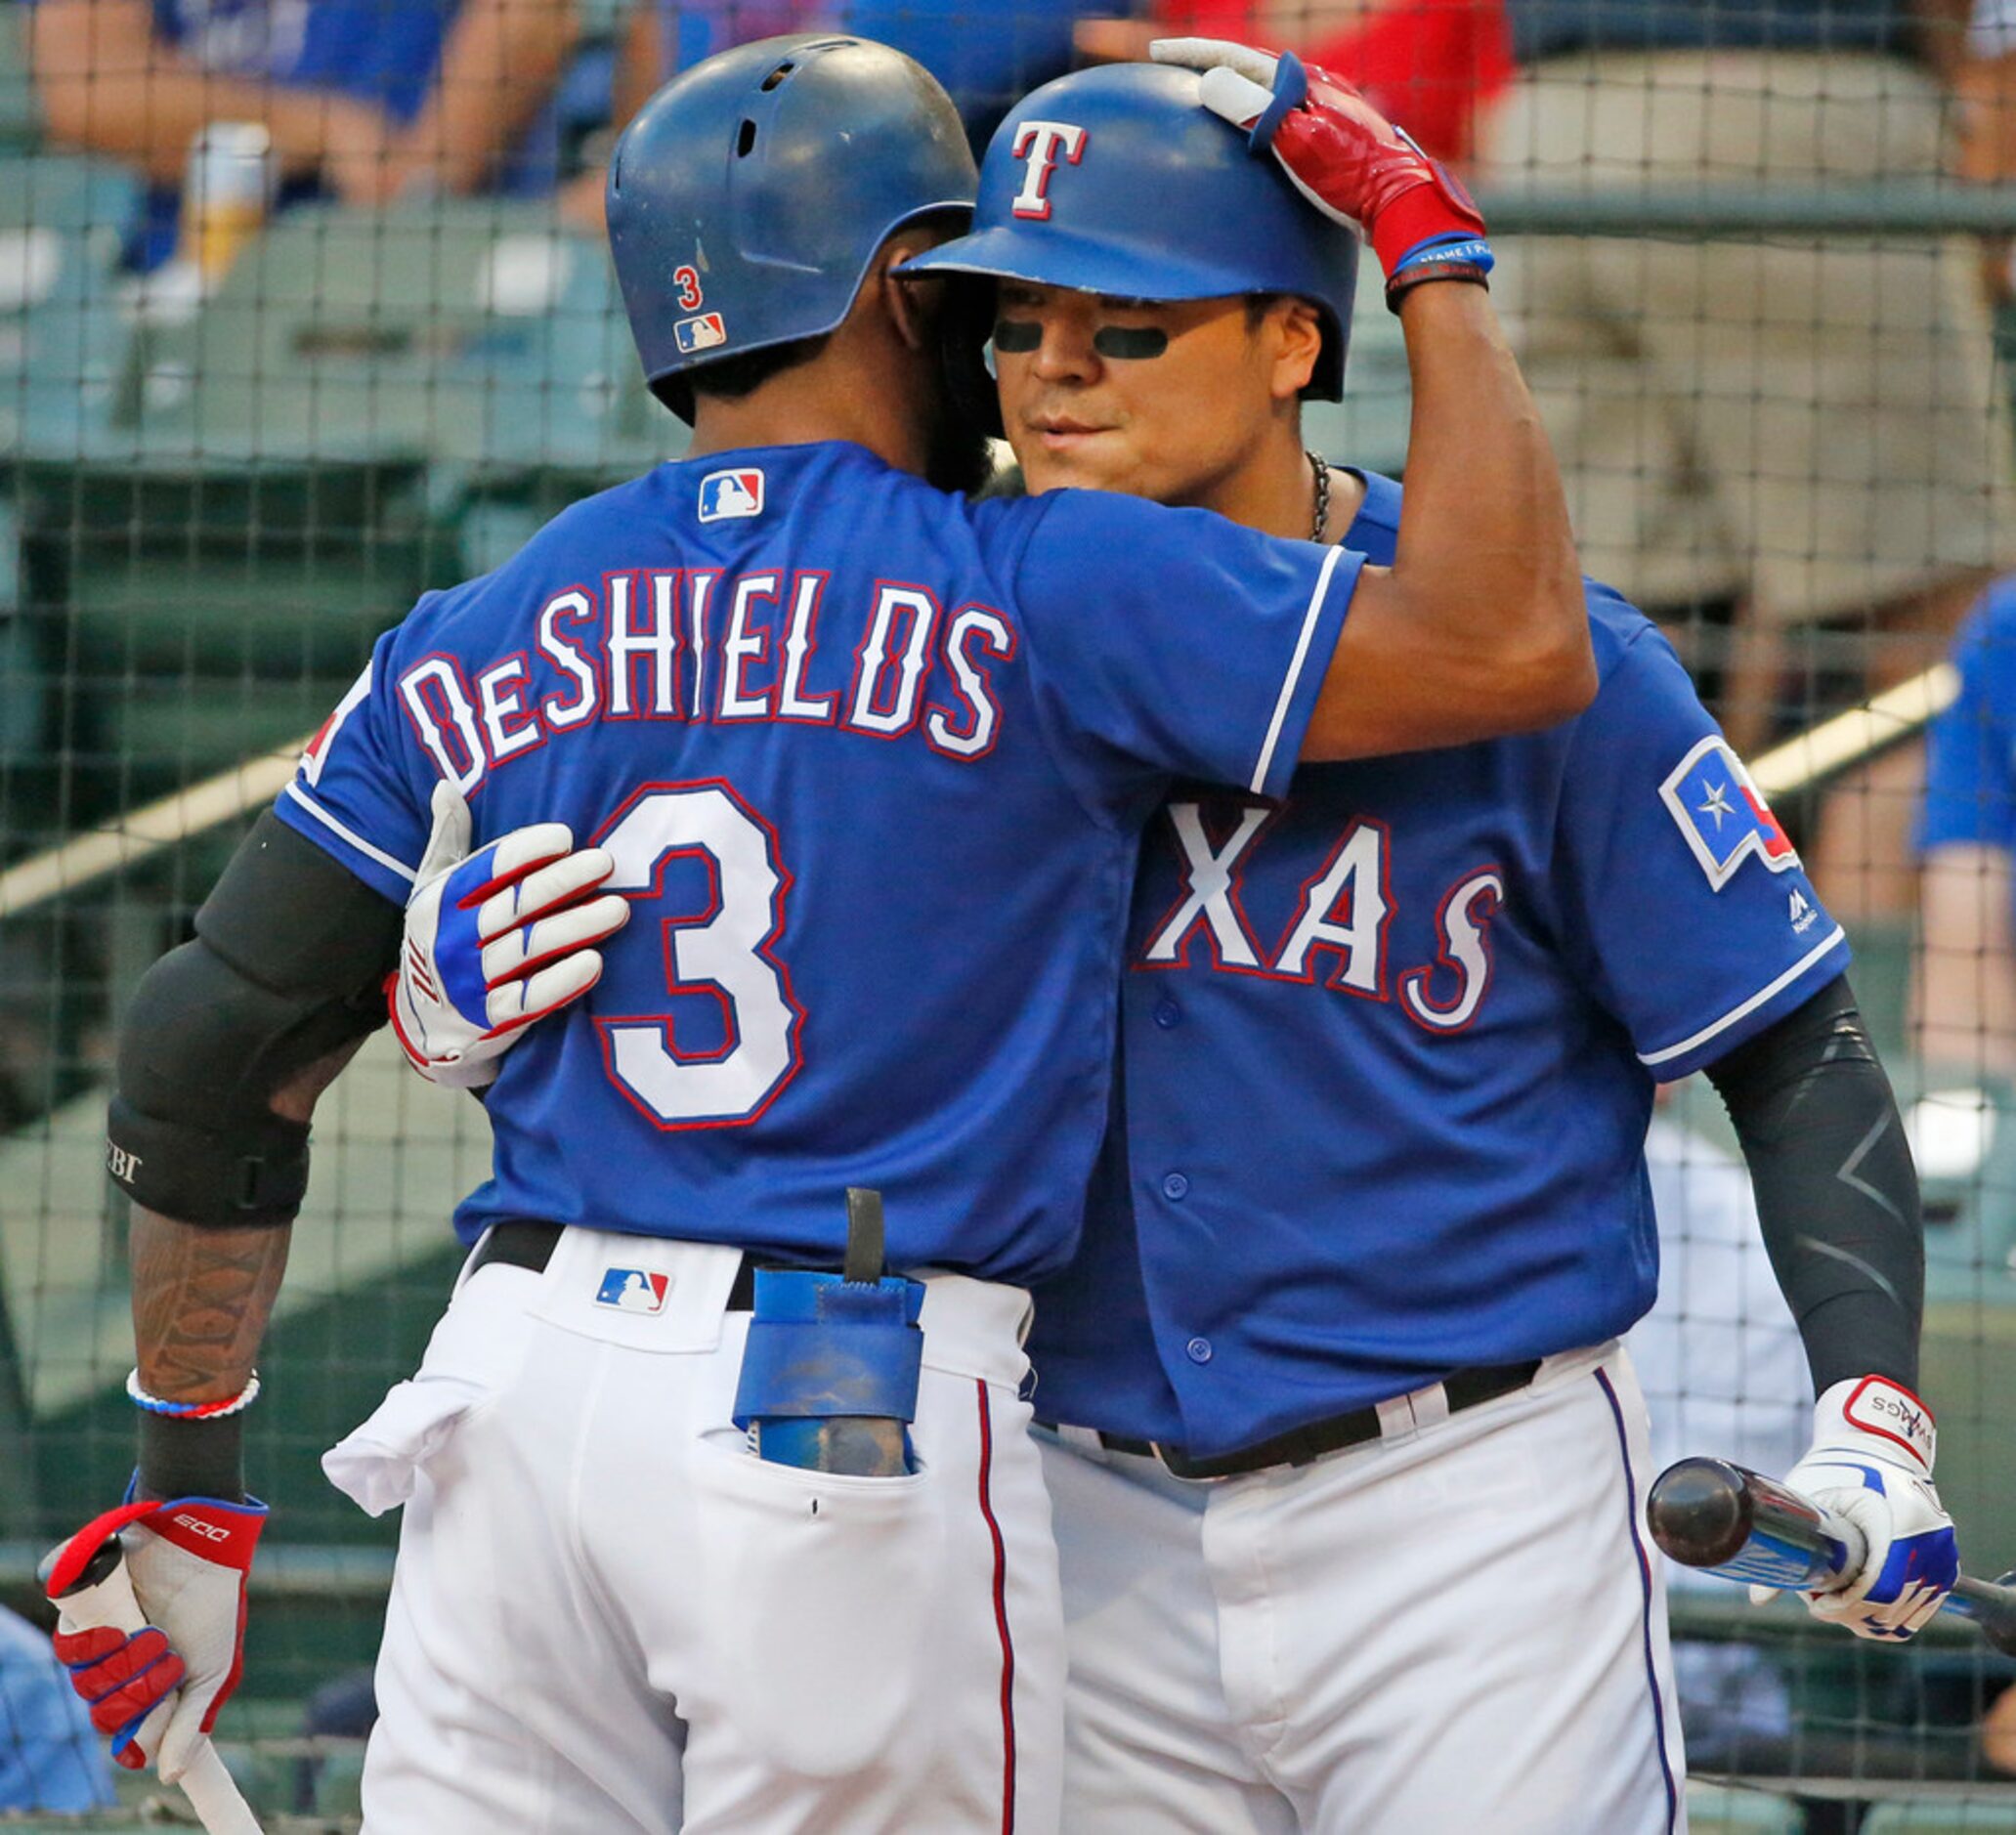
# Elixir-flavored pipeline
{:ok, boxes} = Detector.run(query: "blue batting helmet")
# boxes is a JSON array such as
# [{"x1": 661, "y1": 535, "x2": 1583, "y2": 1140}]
[
  {"x1": 900, "y1": 62, "x2": 1357, "y2": 399},
  {"x1": 607, "y1": 34, "x2": 978, "y2": 419}
]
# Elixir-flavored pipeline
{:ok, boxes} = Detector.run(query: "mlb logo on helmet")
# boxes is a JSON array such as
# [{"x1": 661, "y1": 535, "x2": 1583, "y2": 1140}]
[
  {"x1": 595, "y1": 1267, "x2": 672, "y2": 1313},
  {"x1": 673, "y1": 312, "x2": 727, "y2": 354},
  {"x1": 698, "y1": 468, "x2": 764, "y2": 522},
  {"x1": 1658, "y1": 736, "x2": 1798, "y2": 890}
]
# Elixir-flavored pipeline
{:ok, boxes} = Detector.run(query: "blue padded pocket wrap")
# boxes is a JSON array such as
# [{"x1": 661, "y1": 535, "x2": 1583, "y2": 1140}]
[{"x1": 732, "y1": 1270, "x2": 926, "y2": 1429}]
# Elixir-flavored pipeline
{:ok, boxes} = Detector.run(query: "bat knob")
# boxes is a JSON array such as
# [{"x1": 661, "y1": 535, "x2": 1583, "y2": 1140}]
[{"x1": 1647, "y1": 1457, "x2": 1753, "y2": 1568}]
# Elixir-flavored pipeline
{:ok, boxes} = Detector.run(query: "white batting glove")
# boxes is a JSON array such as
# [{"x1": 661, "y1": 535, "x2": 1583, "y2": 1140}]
[
  {"x1": 48, "y1": 1494, "x2": 267, "y2": 1781},
  {"x1": 1750, "y1": 1377, "x2": 1959, "y2": 1641},
  {"x1": 391, "y1": 781, "x2": 628, "y2": 1088}
]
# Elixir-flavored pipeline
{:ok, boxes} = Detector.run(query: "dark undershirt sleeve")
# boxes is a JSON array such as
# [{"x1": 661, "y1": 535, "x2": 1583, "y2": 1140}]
[{"x1": 1702, "y1": 974, "x2": 1922, "y2": 1393}]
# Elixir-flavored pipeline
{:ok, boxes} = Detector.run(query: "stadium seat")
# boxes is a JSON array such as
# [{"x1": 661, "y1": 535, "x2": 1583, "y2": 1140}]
[
  {"x1": 1685, "y1": 1780, "x2": 1804, "y2": 1832},
  {"x1": 1862, "y1": 1798, "x2": 2016, "y2": 1831},
  {"x1": 125, "y1": 196, "x2": 675, "y2": 477},
  {"x1": 0, "y1": 153, "x2": 139, "y2": 454}
]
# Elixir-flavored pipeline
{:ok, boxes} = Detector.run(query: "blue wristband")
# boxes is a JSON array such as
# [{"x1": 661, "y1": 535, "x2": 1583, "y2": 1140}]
[{"x1": 1391, "y1": 234, "x2": 1495, "y2": 277}]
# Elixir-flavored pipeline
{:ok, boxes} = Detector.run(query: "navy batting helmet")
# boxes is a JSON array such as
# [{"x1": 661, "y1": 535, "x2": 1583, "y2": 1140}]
[
  {"x1": 607, "y1": 34, "x2": 978, "y2": 419},
  {"x1": 900, "y1": 62, "x2": 1357, "y2": 399}
]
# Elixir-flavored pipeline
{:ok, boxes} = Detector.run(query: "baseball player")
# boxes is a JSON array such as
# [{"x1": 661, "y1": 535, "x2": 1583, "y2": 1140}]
[
  {"x1": 51, "y1": 33, "x2": 1596, "y2": 1835},
  {"x1": 438, "y1": 43, "x2": 1960, "y2": 1833},
  {"x1": 909, "y1": 45, "x2": 1956, "y2": 1834}
]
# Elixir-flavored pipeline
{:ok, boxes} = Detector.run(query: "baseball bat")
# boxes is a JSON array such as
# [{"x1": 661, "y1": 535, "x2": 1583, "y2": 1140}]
[
  {"x1": 1648, "y1": 1456, "x2": 2016, "y2": 1656},
  {"x1": 39, "y1": 1536, "x2": 265, "y2": 1835}
]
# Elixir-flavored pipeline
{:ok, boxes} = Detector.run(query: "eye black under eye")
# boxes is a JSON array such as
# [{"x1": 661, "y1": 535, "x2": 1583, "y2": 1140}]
[
  {"x1": 992, "y1": 319, "x2": 1041, "y2": 353},
  {"x1": 1092, "y1": 325, "x2": 1169, "y2": 360}
]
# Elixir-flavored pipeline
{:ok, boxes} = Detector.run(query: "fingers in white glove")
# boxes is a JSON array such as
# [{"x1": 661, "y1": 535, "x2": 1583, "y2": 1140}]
[
  {"x1": 1195, "y1": 65, "x2": 1277, "y2": 131},
  {"x1": 479, "y1": 893, "x2": 629, "y2": 1005},
  {"x1": 1149, "y1": 36, "x2": 1280, "y2": 85},
  {"x1": 472, "y1": 848, "x2": 619, "y2": 945},
  {"x1": 450, "y1": 823, "x2": 581, "y2": 910}
]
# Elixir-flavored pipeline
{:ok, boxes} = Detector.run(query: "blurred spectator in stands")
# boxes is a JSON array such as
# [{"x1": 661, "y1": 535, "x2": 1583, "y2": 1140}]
[
  {"x1": 1631, "y1": 1108, "x2": 1812, "y2": 1758},
  {"x1": 1475, "y1": 0, "x2": 2016, "y2": 924},
  {"x1": 1075, "y1": 0, "x2": 1513, "y2": 164},
  {"x1": 0, "y1": 1603, "x2": 114, "y2": 1813},
  {"x1": 25, "y1": 0, "x2": 582, "y2": 269},
  {"x1": 1915, "y1": 576, "x2": 2016, "y2": 1079},
  {"x1": 559, "y1": 0, "x2": 1094, "y2": 232},
  {"x1": 1959, "y1": 0, "x2": 2016, "y2": 309}
]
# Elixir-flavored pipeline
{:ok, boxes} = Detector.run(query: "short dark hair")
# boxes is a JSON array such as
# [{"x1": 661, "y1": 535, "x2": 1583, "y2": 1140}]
[{"x1": 654, "y1": 332, "x2": 834, "y2": 420}]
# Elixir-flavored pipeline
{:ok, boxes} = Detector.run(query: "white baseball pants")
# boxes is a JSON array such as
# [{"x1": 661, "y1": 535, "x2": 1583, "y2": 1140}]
[
  {"x1": 1040, "y1": 1342, "x2": 1688, "y2": 1835},
  {"x1": 323, "y1": 1227, "x2": 1063, "y2": 1834}
]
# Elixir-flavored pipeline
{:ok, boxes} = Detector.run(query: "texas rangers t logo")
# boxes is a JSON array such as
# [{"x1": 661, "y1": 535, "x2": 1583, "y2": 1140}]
[
  {"x1": 1010, "y1": 121, "x2": 1088, "y2": 220},
  {"x1": 1658, "y1": 736, "x2": 1797, "y2": 889}
]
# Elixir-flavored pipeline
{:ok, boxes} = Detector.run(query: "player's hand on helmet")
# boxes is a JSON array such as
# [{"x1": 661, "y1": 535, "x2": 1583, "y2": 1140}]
[
  {"x1": 1749, "y1": 1377, "x2": 1958, "y2": 1641},
  {"x1": 47, "y1": 1494, "x2": 267, "y2": 1779},
  {"x1": 391, "y1": 780, "x2": 628, "y2": 1089},
  {"x1": 1150, "y1": 37, "x2": 1485, "y2": 277}
]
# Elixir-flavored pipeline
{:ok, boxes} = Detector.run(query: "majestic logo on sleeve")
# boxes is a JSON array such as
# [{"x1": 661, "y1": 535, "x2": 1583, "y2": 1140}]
[
  {"x1": 1658, "y1": 737, "x2": 1798, "y2": 889},
  {"x1": 1009, "y1": 121, "x2": 1088, "y2": 220},
  {"x1": 698, "y1": 469, "x2": 764, "y2": 523}
]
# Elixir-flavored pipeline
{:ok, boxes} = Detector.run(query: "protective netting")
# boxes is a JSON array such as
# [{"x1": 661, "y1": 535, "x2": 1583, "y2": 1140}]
[{"x1": 2, "y1": 0, "x2": 2014, "y2": 1826}]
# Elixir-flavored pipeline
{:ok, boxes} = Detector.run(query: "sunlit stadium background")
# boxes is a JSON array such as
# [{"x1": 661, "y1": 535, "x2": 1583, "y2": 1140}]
[{"x1": 5, "y1": 0, "x2": 2016, "y2": 1826}]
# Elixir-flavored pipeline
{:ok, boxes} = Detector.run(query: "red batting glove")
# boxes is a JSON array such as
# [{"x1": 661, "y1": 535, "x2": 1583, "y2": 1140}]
[
  {"x1": 1151, "y1": 36, "x2": 1485, "y2": 277},
  {"x1": 47, "y1": 1494, "x2": 267, "y2": 1778}
]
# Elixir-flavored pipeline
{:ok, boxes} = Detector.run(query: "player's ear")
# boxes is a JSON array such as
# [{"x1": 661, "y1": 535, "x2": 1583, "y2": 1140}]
[
  {"x1": 879, "y1": 237, "x2": 936, "y2": 355},
  {"x1": 1265, "y1": 297, "x2": 1323, "y2": 403}
]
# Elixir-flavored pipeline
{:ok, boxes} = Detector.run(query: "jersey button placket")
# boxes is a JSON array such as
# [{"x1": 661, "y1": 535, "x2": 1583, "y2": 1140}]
[
  {"x1": 1154, "y1": 999, "x2": 1181, "y2": 1029},
  {"x1": 1185, "y1": 1337, "x2": 1213, "y2": 1364},
  {"x1": 1161, "y1": 1172, "x2": 1189, "y2": 1200}
]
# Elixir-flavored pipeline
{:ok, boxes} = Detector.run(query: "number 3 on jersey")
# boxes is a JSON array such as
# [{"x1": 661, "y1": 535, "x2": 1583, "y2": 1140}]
[{"x1": 595, "y1": 781, "x2": 803, "y2": 1127}]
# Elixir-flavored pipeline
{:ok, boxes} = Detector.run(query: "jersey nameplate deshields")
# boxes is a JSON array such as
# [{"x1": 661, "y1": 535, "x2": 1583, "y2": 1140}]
[{"x1": 275, "y1": 442, "x2": 1360, "y2": 1283}]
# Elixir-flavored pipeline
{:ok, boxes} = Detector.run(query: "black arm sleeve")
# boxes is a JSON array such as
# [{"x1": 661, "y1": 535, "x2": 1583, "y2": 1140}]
[
  {"x1": 108, "y1": 812, "x2": 405, "y2": 1225},
  {"x1": 1703, "y1": 973, "x2": 1922, "y2": 1393}
]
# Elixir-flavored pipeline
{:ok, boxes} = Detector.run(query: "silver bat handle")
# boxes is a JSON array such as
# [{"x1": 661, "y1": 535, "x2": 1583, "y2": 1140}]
[
  {"x1": 42, "y1": 1537, "x2": 265, "y2": 1835},
  {"x1": 1648, "y1": 1456, "x2": 2016, "y2": 1656}
]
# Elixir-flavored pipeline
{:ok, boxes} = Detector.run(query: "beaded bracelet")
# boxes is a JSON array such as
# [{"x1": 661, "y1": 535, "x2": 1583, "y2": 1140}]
[{"x1": 126, "y1": 1368, "x2": 261, "y2": 1419}]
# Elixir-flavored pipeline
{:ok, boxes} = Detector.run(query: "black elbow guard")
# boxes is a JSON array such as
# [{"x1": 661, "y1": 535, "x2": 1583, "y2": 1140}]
[{"x1": 107, "y1": 812, "x2": 403, "y2": 1227}]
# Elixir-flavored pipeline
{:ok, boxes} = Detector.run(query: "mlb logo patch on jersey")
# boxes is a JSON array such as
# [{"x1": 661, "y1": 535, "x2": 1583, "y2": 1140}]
[
  {"x1": 698, "y1": 468, "x2": 764, "y2": 522},
  {"x1": 1659, "y1": 736, "x2": 1799, "y2": 890},
  {"x1": 673, "y1": 312, "x2": 727, "y2": 354},
  {"x1": 595, "y1": 1267, "x2": 671, "y2": 1314}
]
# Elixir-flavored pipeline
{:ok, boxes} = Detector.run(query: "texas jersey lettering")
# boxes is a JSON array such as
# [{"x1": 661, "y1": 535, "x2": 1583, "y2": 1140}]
[
  {"x1": 1030, "y1": 470, "x2": 1849, "y2": 1456},
  {"x1": 279, "y1": 441, "x2": 1357, "y2": 1282}
]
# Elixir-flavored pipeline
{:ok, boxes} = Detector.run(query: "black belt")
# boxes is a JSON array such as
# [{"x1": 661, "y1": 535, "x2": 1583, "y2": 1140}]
[
  {"x1": 466, "y1": 1220, "x2": 770, "y2": 1309},
  {"x1": 1037, "y1": 1358, "x2": 1543, "y2": 1481}
]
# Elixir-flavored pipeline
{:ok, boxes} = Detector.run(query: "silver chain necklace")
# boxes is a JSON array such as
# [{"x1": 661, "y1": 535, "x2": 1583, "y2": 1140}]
[{"x1": 1307, "y1": 449, "x2": 1331, "y2": 544}]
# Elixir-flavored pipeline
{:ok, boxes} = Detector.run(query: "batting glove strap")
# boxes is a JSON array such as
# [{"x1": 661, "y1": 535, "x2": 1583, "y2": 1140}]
[
  {"x1": 1781, "y1": 1377, "x2": 1957, "y2": 1641},
  {"x1": 1154, "y1": 37, "x2": 1485, "y2": 275}
]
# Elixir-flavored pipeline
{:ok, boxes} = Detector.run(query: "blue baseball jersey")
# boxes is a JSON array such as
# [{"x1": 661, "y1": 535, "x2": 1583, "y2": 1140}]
[
  {"x1": 1919, "y1": 577, "x2": 2016, "y2": 861},
  {"x1": 278, "y1": 441, "x2": 1358, "y2": 1281},
  {"x1": 1027, "y1": 471, "x2": 1849, "y2": 1456}
]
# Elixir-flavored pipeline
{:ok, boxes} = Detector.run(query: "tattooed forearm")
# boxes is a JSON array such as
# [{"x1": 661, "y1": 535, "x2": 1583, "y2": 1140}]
[{"x1": 130, "y1": 1211, "x2": 291, "y2": 1403}]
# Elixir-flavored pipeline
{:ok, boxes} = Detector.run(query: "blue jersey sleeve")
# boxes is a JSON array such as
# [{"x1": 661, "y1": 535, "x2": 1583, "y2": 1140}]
[
  {"x1": 270, "y1": 622, "x2": 432, "y2": 905},
  {"x1": 1555, "y1": 611, "x2": 1849, "y2": 1081},
  {"x1": 1013, "y1": 491, "x2": 1360, "y2": 823},
  {"x1": 1919, "y1": 589, "x2": 2016, "y2": 855}
]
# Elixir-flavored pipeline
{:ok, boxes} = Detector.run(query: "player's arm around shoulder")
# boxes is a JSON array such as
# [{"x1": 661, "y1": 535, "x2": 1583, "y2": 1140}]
[
  {"x1": 1148, "y1": 40, "x2": 1596, "y2": 760},
  {"x1": 1302, "y1": 283, "x2": 1595, "y2": 762}
]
